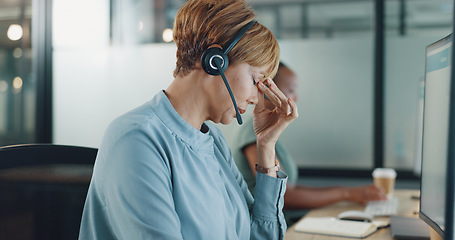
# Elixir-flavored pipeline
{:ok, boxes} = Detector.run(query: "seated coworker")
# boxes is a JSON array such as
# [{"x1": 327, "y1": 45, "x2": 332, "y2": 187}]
[
  {"x1": 78, "y1": 0, "x2": 298, "y2": 239},
  {"x1": 233, "y1": 63, "x2": 386, "y2": 212}
]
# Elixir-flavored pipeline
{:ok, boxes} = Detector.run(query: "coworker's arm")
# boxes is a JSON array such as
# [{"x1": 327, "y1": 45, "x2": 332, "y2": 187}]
[
  {"x1": 284, "y1": 184, "x2": 385, "y2": 208},
  {"x1": 243, "y1": 143, "x2": 386, "y2": 209}
]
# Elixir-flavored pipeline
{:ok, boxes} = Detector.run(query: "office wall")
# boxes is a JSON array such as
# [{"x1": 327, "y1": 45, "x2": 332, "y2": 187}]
[
  {"x1": 219, "y1": 38, "x2": 375, "y2": 169},
  {"x1": 276, "y1": 37, "x2": 440, "y2": 170},
  {"x1": 53, "y1": 0, "x2": 175, "y2": 147},
  {"x1": 276, "y1": 36, "x2": 438, "y2": 170},
  {"x1": 278, "y1": 38, "x2": 374, "y2": 169},
  {"x1": 53, "y1": 45, "x2": 176, "y2": 147}
]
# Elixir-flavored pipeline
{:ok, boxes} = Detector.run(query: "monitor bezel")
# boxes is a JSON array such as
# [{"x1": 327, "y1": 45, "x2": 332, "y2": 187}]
[{"x1": 445, "y1": 31, "x2": 455, "y2": 240}]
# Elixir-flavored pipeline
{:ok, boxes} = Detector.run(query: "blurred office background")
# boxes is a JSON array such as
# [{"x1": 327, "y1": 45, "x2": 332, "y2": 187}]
[{"x1": 0, "y1": 0, "x2": 452, "y2": 178}]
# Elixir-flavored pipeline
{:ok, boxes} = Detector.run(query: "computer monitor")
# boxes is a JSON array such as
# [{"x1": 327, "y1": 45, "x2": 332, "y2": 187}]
[{"x1": 419, "y1": 33, "x2": 455, "y2": 240}]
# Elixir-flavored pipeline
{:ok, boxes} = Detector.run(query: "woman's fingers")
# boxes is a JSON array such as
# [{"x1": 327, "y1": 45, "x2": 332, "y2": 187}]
[
  {"x1": 258, "y1": 78, "x2": 292, "y2": 115},
  {"x1": 266, "y1": 78, "x2": 288, "y2": 103},
  {"x1": 287, "y1": 98, "x2": 298, "y2": 119}
]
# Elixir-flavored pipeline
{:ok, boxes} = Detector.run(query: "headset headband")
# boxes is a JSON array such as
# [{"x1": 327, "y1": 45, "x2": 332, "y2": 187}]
[{"x1": 223, "y1": 20, "x2": 257, "y2": 55}]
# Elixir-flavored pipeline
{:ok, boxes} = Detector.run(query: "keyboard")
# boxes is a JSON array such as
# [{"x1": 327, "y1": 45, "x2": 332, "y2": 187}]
[{"x1": 364, "y1": 197, "x2": 399, "y2": 216}]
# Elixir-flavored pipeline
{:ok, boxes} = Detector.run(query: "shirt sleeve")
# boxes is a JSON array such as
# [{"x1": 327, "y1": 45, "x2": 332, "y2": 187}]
[
  {"x1": 226, "y1": 143, "x2": 288, "y2": 240},
  {"x1": 251, "y1": 171, "x2": 288, "y2": 240},
  {"x1": 101, "y1": 130, "x2": 184, "y2": 240}
]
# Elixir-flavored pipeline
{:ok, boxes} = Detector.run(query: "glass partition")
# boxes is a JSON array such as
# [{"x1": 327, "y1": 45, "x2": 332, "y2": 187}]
[
  {"x1": 252, "y1": 0, "x2": 376, "y2": 169},
  {"x1": 0, "y1": 0, "x2": 35, "y2": 146},
  {"x1": 384, "y1": 0, "x2": 453, "y2": 171}
]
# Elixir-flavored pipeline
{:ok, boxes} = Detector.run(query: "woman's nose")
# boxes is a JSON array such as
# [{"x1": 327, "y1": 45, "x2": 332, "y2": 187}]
[{"x1": 248, "y1": 90, "x2": 260, "y2": 105}]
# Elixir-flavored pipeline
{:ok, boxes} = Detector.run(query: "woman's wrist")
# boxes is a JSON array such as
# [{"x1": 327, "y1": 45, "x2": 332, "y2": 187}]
[
  {"x1": 256, "y1": 139, "x2": 276, "y2": 150},
  {"x1": 257, "y1": 145, "x2": 276, "y2": 166},
  {"x1": 255, "y1": 160, "x2": 280, "y2": 174},
  {"x1": 256, "y1": 143, "x2": 278, "y2": 177}
]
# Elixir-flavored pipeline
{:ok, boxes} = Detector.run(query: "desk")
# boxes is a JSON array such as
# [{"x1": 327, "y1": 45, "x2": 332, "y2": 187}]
[{"x1": 285, "y1": 189, "x2": 420, "y2": 240}]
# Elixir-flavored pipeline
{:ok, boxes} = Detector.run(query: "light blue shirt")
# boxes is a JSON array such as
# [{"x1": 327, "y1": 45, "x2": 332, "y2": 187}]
[{"x1": 79, "y1": 91, "x2": 288, "y2": 240}]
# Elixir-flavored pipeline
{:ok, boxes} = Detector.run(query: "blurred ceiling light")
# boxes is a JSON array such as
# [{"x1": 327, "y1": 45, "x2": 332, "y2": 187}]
[
  {"x1": 0, "y1": 81, "x2": 8, "y2": 92},
  {"x1": 13, "y1": 77, "x2": 23, "y2": 90},
  {"x1": 162, "y1": 28, "x2": 173, "y2": 43},
  {"x1": 7, "y1": 24, "x2": 23, "y2": 41},
  {"x1": 13, "y1": 48, "x2": 23, "y2": 58},
  {"x1": 138, "y1": 21, "x2": 144, "y2": 31}
]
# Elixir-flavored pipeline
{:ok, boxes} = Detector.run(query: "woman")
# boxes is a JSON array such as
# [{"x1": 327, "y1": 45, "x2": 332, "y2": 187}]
[
  {"x1": 78, "y1": 0, "x2": 297, "y2": 239},
  {"x1": 234, "y1": 63, "x2": 386, "y2": 221}
]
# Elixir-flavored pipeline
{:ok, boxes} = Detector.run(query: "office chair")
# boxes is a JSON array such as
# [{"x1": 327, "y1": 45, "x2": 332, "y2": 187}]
[
  {"x1": 0, "y1": 143, "x2": 97, "y2": 167},
  {"x1": 0, "y1": 143, "x2": 98, "y2": 240}
]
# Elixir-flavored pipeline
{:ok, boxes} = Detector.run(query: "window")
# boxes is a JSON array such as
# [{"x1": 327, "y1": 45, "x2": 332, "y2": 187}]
[{"x1": 0, "y1": 0, "x2": 35, "y2": 146}]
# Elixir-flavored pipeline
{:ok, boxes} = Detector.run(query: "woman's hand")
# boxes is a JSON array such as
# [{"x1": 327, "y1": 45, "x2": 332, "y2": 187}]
[
  {"x1": 253, "y1": 78, "x2": 298, "y2": 176},
  {"x1": 254, "y1": 78, "x2": 298, "y2": 147}
]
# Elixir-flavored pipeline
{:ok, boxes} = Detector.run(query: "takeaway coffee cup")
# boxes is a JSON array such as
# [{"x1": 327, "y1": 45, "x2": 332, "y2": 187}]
[{"x1": 372, "y1": 168, "x2": 397, "y2": 199}]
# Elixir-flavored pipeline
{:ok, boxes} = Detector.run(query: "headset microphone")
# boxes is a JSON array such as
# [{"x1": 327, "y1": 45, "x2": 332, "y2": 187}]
[
  {"x1": 212, "y1": 57, "x2": 243, "y2": 125},
  {"x1": 201, "y1": 20, "x2": 257, "y2": 125}
]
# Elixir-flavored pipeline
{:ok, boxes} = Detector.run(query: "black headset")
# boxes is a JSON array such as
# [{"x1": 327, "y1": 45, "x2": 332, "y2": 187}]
[{"x1": 200, "y1": 20, "x2": 257, "y2": 125}]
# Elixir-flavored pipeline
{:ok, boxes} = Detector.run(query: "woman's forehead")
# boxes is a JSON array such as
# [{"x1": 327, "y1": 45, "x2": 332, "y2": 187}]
[{"x1": 249, "y1": 65, "x2": 269, "y2": 78}]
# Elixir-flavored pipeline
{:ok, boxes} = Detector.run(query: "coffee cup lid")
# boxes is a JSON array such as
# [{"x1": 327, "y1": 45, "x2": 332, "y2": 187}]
[{"x1": 372, "y1": 168, "x2": 397, "y2": 178}]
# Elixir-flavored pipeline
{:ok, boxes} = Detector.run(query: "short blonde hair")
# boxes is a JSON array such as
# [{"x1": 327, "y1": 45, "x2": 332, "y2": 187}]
[{"x1": 173, "y1": 0, "x2": 280, "y2": 79}]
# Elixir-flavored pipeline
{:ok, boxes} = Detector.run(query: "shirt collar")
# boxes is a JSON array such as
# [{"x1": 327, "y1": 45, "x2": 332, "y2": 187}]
[{"x1": 151, "y1": 90, "x2": 214, "y2": 153}]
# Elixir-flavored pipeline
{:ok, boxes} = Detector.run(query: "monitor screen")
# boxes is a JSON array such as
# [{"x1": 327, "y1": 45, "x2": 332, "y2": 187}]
[{"x1": 420, "y1": 34, "x2": 452, "y2": 238}]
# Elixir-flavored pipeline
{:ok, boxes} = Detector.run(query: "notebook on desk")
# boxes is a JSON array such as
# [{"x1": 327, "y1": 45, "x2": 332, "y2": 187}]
[{"x1": 294, "y1": 217, "x2": 389, "y2": 239}]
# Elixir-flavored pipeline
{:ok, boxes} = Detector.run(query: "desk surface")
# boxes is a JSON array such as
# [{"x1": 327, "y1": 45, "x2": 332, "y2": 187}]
[{"x1": 284, "y1": 189, "x2": 420, "y2": 240}]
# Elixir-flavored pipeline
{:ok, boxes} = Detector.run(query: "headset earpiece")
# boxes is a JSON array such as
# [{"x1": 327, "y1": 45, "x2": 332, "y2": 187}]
[
  {"x1": 201, "y1": 47, "x2": 229, "y2": 76},
  {"x1": 200, "y1": 20, "x2": 257, "y2": 125}
]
